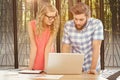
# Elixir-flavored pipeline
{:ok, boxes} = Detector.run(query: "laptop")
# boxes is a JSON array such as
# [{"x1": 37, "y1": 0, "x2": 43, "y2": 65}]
[{"x1": 45, "y1": 53, "x2": 84, "y2": 75}]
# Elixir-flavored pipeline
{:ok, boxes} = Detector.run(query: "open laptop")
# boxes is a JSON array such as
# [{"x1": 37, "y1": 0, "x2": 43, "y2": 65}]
[{"x1": 45, "y1": 53, "x2": 84, "y2": 75}]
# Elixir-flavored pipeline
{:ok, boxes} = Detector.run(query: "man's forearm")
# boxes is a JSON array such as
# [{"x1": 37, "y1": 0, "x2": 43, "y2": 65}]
[
  {"x1": 91, "y1": 51, "x2": 100, "y2": 70},
  {"x1": 91, "y1": 40, "x2": 102, "y2": 70}
]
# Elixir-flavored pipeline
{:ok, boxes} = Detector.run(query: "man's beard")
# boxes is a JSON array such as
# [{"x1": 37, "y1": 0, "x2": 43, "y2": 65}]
[{"x1": 75, "y1": 20, "x2": 87, "y2": 30}]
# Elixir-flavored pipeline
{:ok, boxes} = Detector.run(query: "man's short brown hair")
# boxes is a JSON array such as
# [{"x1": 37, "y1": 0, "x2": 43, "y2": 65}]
[{"x1": 70, "y1": 2, "x2": 91, "y2": 17}]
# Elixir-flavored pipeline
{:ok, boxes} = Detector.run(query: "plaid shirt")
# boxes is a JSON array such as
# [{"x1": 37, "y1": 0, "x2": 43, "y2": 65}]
[{"x1": 62, "y1": 18, "x2": 104, "y2": 72}]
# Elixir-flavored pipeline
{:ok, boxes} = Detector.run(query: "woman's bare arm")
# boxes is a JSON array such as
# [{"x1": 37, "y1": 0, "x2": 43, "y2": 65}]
[{"x1": 27, "y1": 22, "x2": 37, "y2": 70}]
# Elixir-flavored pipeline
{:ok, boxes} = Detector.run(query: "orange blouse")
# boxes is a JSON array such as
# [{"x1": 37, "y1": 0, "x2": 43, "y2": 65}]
[{"x1": 30, "y1": 20, "x2": 51, "y2": 70}]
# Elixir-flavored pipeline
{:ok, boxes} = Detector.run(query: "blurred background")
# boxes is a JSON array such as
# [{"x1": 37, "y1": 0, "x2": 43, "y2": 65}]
[{"x1": 0, "y1": 0, "x2": 120, "y2": 70}]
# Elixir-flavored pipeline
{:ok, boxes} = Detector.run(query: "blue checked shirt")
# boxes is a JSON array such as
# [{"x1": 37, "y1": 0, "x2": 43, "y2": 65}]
[{"x1": 62, "y1": 18, "x2": 104, "y2": 72}]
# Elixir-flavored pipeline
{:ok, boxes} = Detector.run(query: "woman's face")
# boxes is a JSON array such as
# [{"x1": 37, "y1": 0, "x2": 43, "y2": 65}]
[{"x1": 43, "y1": 11, "x2": 56, "y2": 27}]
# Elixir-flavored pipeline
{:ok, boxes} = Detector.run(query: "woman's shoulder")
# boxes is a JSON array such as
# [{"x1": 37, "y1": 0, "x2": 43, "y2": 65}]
[
  {"x1": 28, "y1": 20, "x2": 36, "y2": 29},
  {"x1": 29, "y1": 20, "x2": 36, "y2": 25}
]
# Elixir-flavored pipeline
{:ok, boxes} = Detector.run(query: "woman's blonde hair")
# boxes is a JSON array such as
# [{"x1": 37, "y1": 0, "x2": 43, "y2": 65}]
[{"x1": 36, "y1": 2, "x2": 60, "y2": 36}]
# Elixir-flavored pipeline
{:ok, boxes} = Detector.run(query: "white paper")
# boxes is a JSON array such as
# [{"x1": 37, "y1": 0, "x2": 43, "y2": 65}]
[
  {"x1": 14, "y1": 74, "x2": 63, "y2": 80},
  {"x1": 117, "y1": 76, "x2": 120, "y2": 80},
  {"x1": 33, "y1": 75, "x2": 63, "y2": 79},
  {"x1": 97, "y1": 77, "x2": 108, "y2": 80},
  {"x1": 18, "y1": 70, "x2": 42, "y2": 74}
]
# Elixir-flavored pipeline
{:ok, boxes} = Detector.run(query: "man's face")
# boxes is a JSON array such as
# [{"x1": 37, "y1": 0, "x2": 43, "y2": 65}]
[{"x1": 73, "y1": 13, "x2": 88, "y2": 30}]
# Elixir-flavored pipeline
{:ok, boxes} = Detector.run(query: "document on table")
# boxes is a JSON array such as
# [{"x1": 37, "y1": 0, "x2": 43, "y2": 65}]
[
  {"x1": 18, "y1": 70, "x2": 42, "y2": 74},
  {"x1": 14, "y1": 74, "x2": 63, "y2": 80},
  {"x1": 98, "y1": 77, "x2": 108, "y2": 80},
  {"x1": 117, "y1": 76, "x2": 120, "y2": 80},
  {"x1": 33, "y1": 75, "x2": 63, "y2": 79},
  {"x1": 0, "y1": 70, "x2": 62, "y2": 79}
]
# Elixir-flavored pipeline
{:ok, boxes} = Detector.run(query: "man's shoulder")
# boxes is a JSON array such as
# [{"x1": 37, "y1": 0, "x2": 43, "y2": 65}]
[
  {"x1": 64, "y1": 20, "x2": 74, "y2": 27},
  {"x1": 65, "y1": 20, "x2": 74, "y2": 24},
  {"x1": 90, "y1": 18, "x2": 102, "y2": 24},
  {"x1": 88, "y1": 18, "x2": 103, "y2": 30}
]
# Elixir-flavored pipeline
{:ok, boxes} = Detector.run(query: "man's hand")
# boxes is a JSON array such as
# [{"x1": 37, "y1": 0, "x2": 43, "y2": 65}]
[{"x1": 87, "y1": 69, "x2": 98, "y2": 75}]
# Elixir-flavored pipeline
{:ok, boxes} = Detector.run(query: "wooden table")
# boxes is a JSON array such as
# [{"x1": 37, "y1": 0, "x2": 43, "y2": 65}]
[
  {"x1": 59, "y1": 74, "x2": 107, "y2": 80},
  {"x1": 0, "y1": 70, "x2": 108, "y2": 80}
]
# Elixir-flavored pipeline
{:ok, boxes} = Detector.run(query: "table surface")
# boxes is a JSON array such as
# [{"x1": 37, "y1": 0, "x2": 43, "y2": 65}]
[
  {"x1": 0, "y1": 70, "x2": 108, "y2": 80},
  {"x1": 57, "y1": 74, "x2": 107, "y2": 80}
]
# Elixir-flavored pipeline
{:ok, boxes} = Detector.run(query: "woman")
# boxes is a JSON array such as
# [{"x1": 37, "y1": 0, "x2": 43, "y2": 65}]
[{"x1": 28, "y1": 2, "x2": 59, "y2": 70}]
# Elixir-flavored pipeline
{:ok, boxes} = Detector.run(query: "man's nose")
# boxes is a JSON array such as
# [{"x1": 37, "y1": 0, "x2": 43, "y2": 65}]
[{"x1": 76, "y1": 20, "x2": 81, "y2": 24}]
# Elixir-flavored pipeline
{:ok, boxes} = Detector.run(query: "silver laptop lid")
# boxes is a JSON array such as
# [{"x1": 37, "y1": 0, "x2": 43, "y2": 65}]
[{"x1": 45, "y1": 53, "x2": 84, "y2": 74}]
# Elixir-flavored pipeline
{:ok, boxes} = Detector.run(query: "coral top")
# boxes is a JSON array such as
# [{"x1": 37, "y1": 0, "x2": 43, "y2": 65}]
[{"x1": 30, "y1": 20, "x2": 51, "y2": 70}]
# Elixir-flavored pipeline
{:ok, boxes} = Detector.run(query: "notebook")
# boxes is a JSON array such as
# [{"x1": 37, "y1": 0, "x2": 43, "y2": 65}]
[
  {"x1": 18, "y1": 70, "x2": 42, "y2": 74},
  {"x1": 45, "y1": 53, "x2": 84, "y2": 75}
]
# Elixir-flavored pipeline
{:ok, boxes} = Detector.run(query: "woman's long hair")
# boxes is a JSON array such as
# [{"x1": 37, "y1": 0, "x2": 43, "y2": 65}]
[{"x1": 36, "y1": 2, "x2": 60, "y2": 37}]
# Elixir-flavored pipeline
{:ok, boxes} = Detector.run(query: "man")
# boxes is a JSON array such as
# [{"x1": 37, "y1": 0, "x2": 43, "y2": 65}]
[{"x1": 62, "y1": 2, "x2": 104, "y2": 74}]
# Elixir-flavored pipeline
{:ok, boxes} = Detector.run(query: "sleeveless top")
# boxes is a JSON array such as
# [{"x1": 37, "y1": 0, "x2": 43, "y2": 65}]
[{"x1": 30, "y1": 20, "x2": 51, "y2": 70}]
